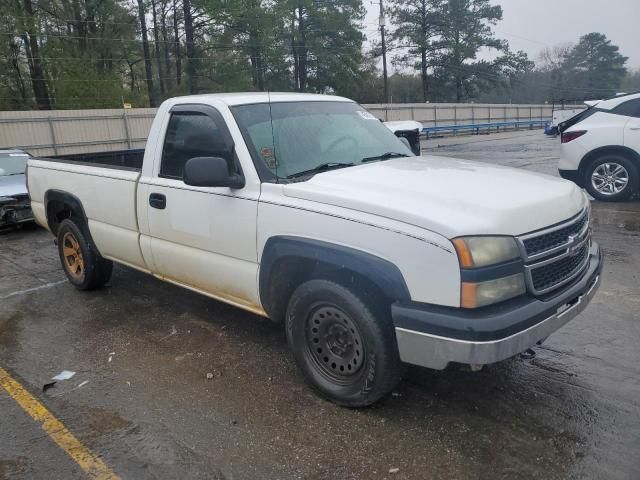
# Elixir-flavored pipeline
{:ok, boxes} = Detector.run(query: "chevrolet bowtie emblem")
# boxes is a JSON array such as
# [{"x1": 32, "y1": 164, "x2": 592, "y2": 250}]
[{"x1": 567, "y1": 234, "x2": 580, "y2": 256}]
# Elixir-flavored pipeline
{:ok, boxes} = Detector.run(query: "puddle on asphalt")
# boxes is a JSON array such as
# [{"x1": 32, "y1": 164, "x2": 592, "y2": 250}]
[
  {"x1": 0, "y1": 457, "x2": 30, "y2": 477},
  {"x1": 0, "y1": 312, "x2": 21, "y2": 347},
  {"x1": 590, "y1": 202, "x2": 640, "y2": 233},
  {"x1": 620, "y1": 219, "x2": 640, "y2": 232},
  {"x1": 600, "y1": 247, "x2": 630, "y2": 264},
  {"x1": 85, "y1": 406, "x2": 132, "y2": 442}
]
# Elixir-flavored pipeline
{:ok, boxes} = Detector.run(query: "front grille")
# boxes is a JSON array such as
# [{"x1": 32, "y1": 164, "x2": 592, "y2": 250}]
[
  {"x1": 530, "y1": 244, "x2": 589, "y2": 292},
  {"x1": 518, "y1": 208, "x2": 591, "y2": 295},
  {"x1": 523, "y1": 210, "x2": 588, "y2": 257}
]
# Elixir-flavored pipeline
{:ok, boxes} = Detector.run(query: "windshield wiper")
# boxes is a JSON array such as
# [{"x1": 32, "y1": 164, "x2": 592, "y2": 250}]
[
  {"x1": 286, "y1": 162, "x2": 355, "y2": 179},
  {"x1": 361, "y1": 152, "x2": 409, "y2": 163}
]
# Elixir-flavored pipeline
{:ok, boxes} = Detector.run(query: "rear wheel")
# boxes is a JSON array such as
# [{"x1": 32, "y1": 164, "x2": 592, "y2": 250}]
[
  {"x1": 286, "y1": 279, "x2": 402, "y2": 407},
  {"x1": 57, "y1": 219, "x2": 113, "y2": 290},
  {"x1": 584, "y1": 154, "x2": 638, "y2": 201}
]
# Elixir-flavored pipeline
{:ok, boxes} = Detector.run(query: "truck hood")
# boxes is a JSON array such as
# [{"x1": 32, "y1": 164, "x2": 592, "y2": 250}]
[
  {"x1": 0, "y1": 174, "x2": 27, "y2": 199},
  {"x1": 282, "y1": 156, "x2": 586, "y2": 238}
]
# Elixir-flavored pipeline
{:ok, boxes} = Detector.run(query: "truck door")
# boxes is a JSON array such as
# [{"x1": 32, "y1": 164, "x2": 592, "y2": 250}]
[{"x1": 144, "y1": 104, "x2": 262, "y2": 314}]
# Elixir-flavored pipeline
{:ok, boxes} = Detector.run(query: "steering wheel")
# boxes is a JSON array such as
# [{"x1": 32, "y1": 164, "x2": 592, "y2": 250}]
[{"x1": 325, "y1": 136, "x2": 358, "y2": 154}]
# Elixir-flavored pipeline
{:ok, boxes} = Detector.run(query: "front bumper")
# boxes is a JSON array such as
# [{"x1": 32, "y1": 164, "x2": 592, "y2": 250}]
[
  {"x1": 392, "y1": 242, "x2": 602, "y2": 370},
  {"x1": 0, "y1": 195, "x2": 34, "y2": 228}
]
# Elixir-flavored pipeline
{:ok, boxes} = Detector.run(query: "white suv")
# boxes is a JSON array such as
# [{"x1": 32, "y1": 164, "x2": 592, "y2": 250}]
[{"x1": 559, "y1": 92, "x2": 640, "y2": 201}]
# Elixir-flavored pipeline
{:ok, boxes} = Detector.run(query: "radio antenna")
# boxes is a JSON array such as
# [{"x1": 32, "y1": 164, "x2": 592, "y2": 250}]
[{"x1": 267, "y1": 89, "x2": 278, "y2": 182}]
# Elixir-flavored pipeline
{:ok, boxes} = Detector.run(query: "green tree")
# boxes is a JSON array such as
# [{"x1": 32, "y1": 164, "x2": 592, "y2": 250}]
[
  {"x1": 0, "y1": 7, "x2": 31, "y2": 109},
  {"x1": 622, "y1": 68, "x2": 640, "y2": 92},
  {"x1": 389, "y1": 73, "x2": 425, "y2": 103},
  {"x1": 431, "y1": 0, "x2": 504, "y2": 102},
  {"x1": 8, "y1": 0, "x2": 53, "y2": 109},
  {"x1": 198, "y1": 0, "x2": 289, "y2": 92},
  {"x1": 490, "y1": 49, "x2": 535, "y2": 102},
  {"x1": 388, "y1": 0, "x2": 443, "y2": 102},
  {"x1": 284, "y1": 0, "x2": 365, "y2": 93},
  {"x1": 564, "y1": 32, "x2": 628, "y2": 99}
]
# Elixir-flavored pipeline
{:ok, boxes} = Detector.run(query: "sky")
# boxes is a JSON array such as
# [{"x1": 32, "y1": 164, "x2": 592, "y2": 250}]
[{"x1": 364, "y1": 0, "x2": 640, "y2": 71}]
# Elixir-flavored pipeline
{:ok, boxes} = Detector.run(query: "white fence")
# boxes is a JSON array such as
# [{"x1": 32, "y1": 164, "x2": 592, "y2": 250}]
[
  {"x1": 0, "y1": 103, "x2": 574, "y2": 157},
  {"x1": 0, "y1": 108, "x2": 156, "y2": 157},
  {"x1": 361, "y1": 103, "x2": 563, "y2": 126}
]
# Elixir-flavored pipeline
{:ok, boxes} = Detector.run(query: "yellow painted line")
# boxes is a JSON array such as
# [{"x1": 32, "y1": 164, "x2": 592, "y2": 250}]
[{"x1": 0, "y1": 366, "x2": 119, "y2": 480}]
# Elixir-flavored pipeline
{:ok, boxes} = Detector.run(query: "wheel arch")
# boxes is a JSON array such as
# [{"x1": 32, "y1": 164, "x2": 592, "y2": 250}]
[
  {"x1": 44, "y1": 189, "x2": 88, "y2": 235},
  {"x1": 579, "y1": 145, "x2": 640, "y2": 172},
  {"x1": 579, "y1": 146, "x2": 640, "y2": 193},
  {"x1": 259, "y1": 236, "x2": 411, "y2": 322}
]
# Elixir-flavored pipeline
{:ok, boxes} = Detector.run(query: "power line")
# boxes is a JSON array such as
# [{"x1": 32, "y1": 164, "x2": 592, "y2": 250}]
[
  {"x1": 494, "y1": 29, "x2": 551, "y2": 48},
  {"x1": 0, "y1": 30, "x2": 367, "y2": 47},
  {"x1": 6, "y1": 8, "x2": 377, "y2": 28}
]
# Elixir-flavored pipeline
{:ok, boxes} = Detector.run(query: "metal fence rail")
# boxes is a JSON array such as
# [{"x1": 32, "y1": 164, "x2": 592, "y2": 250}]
[
  {"x1": 360, "y1": 103, "x2": 574, "y2": 127},
  {"x1": 422, "y1": 120, "x2": 549, "y2": 138},
  {"x1": 0, "y1": 103, "x2": 580, "y2": 157}
]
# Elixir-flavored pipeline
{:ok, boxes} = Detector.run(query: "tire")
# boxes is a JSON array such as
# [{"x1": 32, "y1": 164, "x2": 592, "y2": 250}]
[
  {"x1": 57, "y1": 219, "x2": 113, "y2": 290},
  {"x1": 584, "y1": 154, "x2": 638, "y2": 202},
  {"x1": 286, "y1": 279, "x2": 403, "y2": 407}
]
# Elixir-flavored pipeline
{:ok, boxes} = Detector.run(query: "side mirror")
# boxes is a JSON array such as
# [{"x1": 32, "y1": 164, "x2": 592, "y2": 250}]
[
  {"x1": 398, "y1": 137, "x2": 412, "y2": 151},
  {"x1": 183, "y1": 156, "x2": 245, "y2": 189}
]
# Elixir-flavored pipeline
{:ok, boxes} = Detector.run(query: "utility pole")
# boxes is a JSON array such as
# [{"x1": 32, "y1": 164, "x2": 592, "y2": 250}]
[{"x1": 379, "y1": 0, "x2": 389, "y2": 105}]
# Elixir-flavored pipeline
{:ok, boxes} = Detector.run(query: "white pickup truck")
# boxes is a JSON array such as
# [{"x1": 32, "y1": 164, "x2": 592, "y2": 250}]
[{"x1": 27, "y1": 93, "x2": 602, "y2": 406}]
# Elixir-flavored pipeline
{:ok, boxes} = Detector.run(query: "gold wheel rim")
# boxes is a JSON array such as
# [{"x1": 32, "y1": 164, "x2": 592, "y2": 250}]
[{"x1": 62, "y1": 232, "x2": 84, "y2": 279}]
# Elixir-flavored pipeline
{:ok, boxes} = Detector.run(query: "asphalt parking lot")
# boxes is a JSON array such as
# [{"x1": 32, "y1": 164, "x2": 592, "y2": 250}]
[{"x1": 1, "y1": 130, "x2": 639, "y2": 479}]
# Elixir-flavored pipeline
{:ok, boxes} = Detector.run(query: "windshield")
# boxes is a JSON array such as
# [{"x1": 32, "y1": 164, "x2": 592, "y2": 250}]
[
  {"x1": 232, "y1": 101, "x2": 413, "y2": 180},
  {"x1": 0, "y1": 153, "x2": 29, "y2": 176}
]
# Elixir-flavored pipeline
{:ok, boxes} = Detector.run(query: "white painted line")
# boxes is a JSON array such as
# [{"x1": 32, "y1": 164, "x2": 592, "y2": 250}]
[{"x1": 0, "y1": 280, "x2": 66, "y2": 300}]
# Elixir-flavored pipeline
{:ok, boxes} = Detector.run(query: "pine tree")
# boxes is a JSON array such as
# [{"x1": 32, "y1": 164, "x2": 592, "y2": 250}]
[
  {"x1": 388, "y1": 0, "x2": 443, "y2": 102},
  {"x1": 565, "y1": 33, "x2": 628, "y2": 99}
]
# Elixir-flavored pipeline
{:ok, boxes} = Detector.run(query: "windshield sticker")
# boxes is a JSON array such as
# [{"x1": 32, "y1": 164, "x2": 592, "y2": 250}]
[
  {"x1": 260, "y1": 146, "x2": 279, "y2": 168},
  {"x1": 357, "y1": 110, "x2": 378, "y2": 121}
]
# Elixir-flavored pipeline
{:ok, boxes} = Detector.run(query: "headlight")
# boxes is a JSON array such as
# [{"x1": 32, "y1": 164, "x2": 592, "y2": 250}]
[
  {"x1": 461, "y1": 273, "x2": 526, "y2": 308},
  {"x1": 452, "y1": 236, "x2": 521, "y2": 268},
  {"x1": 452, "y1": 236, "x2": 525, "y2": 308}
]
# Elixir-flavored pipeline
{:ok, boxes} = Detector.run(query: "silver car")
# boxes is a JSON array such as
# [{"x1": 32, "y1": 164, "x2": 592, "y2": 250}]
[{"x1": 0, "y1": 149, "x2": 34, "y2": 228}]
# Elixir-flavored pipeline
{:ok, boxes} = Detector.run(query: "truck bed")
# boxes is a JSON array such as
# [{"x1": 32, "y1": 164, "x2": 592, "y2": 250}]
[
  {"x1": 27, "y1": 154, "x2": 145, "y2": 269},
  {"x1": 42, "y1": 148, "x2": 145, "y2": 171}
]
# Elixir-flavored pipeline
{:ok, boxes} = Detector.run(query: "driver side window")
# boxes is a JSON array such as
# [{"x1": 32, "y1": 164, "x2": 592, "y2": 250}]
[{"x1": 160, "y1": 111, "x2": 233, "y2": 179}]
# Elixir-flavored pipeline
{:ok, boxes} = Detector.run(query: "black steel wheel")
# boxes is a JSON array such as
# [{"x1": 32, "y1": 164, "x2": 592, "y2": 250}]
[
  {"x1": 304, "y1": 305, "x2": 365, "y2": 383},
  {"x1": 286, "y1": 279, "x2": 403, "y2": 407}
]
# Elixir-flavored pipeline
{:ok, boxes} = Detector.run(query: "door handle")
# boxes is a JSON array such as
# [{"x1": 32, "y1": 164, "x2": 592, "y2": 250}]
[
  {"x1": 630, "y1": 127, "x2": 640, "y2": 131},
  {"x1": 149, "y1": 193, "x2": 166, "y2": 209}
]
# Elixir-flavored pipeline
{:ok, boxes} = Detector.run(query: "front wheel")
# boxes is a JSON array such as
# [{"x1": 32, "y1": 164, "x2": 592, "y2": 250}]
[
  {"x1": 286, "y1": 279, "x2": 403, "y2": 407},
  {"x1": 584, "y1": 154, "x2": 638, "y2": 201}
]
